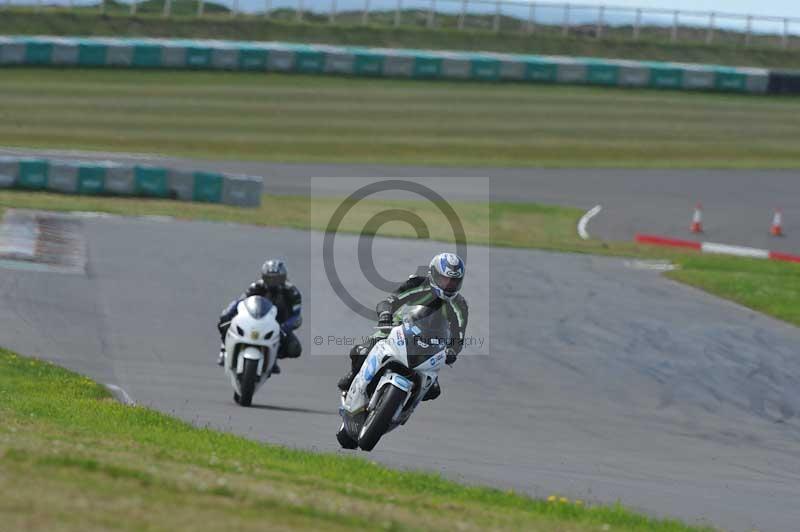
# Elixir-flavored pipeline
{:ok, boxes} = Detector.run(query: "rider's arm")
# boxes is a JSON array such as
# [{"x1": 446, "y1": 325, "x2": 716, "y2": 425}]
[
  {"x1": 375, "y1": 275, "x2": 427, "y2": 321},
  {"x1": 281, "y1": 284, "x2": 302, "y2": 332},
  {"x1": 449, "y1": 296, "x2": 469, "y2": 356},
  {"x1": 241, "y1": 280, "x2": 265, "y2": 299}
]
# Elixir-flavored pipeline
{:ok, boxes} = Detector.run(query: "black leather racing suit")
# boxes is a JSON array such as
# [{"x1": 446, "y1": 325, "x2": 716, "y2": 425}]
[{"x1": 218, "y1": 280, "x2": 302, "y2": 358}]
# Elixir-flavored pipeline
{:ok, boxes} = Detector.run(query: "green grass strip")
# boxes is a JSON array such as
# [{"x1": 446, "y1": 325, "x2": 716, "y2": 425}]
[
  {"x1": 0, "y1": 347, "x2": 712, "y2": 531},
  {"x1": 2, "y1": 69, "x2": 799, "y2": 168}
]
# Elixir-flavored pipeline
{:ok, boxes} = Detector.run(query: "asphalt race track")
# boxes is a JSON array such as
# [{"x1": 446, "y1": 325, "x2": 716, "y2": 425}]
[
  {"x1": 2, "y1": 147, "x2": 799, "y2": 254},
  {"x1": 3, "y1": 214, "x2": 800, "y2": 532}
]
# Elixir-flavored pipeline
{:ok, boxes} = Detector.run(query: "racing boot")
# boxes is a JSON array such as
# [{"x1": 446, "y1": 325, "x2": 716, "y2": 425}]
[
  {"x1": 338, "y1": 346, "x2": 370, "y2": 392},
  {"x1": 271, "y1": 362, "x2": 281, "y2": 375},
  {"x1": 217, "y1": 344, "x2": 225, "y2": 367},
  {"x1": 337, "y1": 371, "x2": 355, "y2": 392},
  {"x1": 422, "y1": 380, "x2": 441, "y2": 402}
]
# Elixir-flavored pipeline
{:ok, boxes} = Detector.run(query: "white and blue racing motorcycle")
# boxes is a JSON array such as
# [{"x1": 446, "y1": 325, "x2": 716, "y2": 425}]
[{"x1": 337, "y1": 305, "x2": 451, "y2": 451}]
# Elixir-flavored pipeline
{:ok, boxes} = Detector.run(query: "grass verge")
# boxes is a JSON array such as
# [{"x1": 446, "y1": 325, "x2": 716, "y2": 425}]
[
  {"x1": 2, "y1": 188, "x2": 799, "y2": 327},
  {"x1": 0, "y1": 347, "x2": 710, "y2": 531},
  {"x1": 3, "y1": 9, "x2": 800, "y2": 69},
  {"x1": 2, "y1": 68, "x2": 799, "y2": 168}
]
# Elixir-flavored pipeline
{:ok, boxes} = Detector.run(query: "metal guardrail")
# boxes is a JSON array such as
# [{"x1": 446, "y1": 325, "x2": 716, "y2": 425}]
[
  {"x1": 4, "y1": 1, "x2": 799, "y2": 49},
  {"x1": 0, "y1": 155, "x2": 264, "y2": 207}
]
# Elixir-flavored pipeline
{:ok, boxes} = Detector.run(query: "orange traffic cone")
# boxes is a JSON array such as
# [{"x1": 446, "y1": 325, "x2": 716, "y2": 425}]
[
  {"x1": 690, "y1": 203, "x2": 703, "y2": 234},
  {"x1": 771, "y1": 209, "x2": 784, "y2": 237}
]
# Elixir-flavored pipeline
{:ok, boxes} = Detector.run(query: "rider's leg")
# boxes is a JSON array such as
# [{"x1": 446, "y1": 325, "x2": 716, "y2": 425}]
[
  {"x1": 271, "y1": 329, "x2": 301, "y2": 375},
  {"x1": 216, "y1": 299, "x2": 240, "y2": 366},
  {"x1": 277, "y1": 330, "x2": 302, "y2": 359},
  {"x1": 337, "y1": 334, "x2": 383, "y2": 391},
  {"x1": 422, "y1": 379, "x2": 441, "y2": 401}
]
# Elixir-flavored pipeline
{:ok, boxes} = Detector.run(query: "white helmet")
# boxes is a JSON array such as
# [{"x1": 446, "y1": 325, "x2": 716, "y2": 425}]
[{"x1": 428, "y1": 253, "x2": 465, "y2": 300}]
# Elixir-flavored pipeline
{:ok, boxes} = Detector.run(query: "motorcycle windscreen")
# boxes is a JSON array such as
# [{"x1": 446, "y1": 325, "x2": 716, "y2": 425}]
[
  {"x1": 402, "y1": 305, "x2": 451, "y2": 368},
  {"x1": 244, "y1": 296, "x2": 273, "y2": 319}
]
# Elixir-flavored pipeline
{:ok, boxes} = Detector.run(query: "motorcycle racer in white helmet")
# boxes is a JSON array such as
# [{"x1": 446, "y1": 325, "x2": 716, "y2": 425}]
[{"x1": 337, "y1": 252, "x2": 468, "y2": 401}]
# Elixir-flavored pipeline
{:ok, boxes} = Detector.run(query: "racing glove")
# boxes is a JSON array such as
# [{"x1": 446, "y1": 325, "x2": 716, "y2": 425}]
[{"x1": 445, "y1": 348, "x2": 458, "y2": 366}]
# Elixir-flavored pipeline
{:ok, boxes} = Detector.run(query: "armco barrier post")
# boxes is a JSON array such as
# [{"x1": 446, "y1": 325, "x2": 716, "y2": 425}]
[
  {"x1": 134, "y1": 166, "x2": 169, "y2": 198},
  {"x1": 77, "y1": 164, "x2": 107, "y2": 195},
  {"x1": 596, "y1": 6, "x2": 604, "y2": 39},
  {"x1": 47, "y1": 162, "x2": 79, "y2": 194},
  {"x1": 105, "y1": 165, "x2": 135, "y2": 196},
  {"x1": 0, "y1": 157, "x2": 19, "y2": 189},
  {"x1": 526, "y1": 3, "x2": 536, "y2": 33},
  {"x1": 18, "y1": 160, "x2": 49, "y2": 190},
  {"x1": 193, "y1": 172, "x2": 224, "y2": 203},
  {"x1": 167, "y1": 169, "x2": 195, "y2": 201},
  {"x1": 706, "y1": 12, "x2": 716, "y2": 45},
  {"x1": 223, "y1": 176, "x2": 263, "y2": 207}
]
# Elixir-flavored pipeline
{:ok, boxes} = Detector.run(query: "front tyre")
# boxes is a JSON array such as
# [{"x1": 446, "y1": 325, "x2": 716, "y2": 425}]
[
  {"x1": 239, "y1": 358, "x2": 259, "y2": 407},
  {"x1": 358, "y1": 386, "x2": 407, "y2": 452}
]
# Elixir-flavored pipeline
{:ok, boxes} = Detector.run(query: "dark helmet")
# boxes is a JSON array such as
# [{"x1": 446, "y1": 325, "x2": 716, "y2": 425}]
[
  {"x1": 428, "y1": 253, "x2": 465, "y2": 300},
  {"x1": 261, "y1": 259, "x2": 287, "y2": 288}
]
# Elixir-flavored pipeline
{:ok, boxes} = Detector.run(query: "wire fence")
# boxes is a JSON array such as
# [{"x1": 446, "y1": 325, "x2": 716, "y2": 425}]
[{"x1": 5, "y1": 0, "x2": 800, "y2": 49}]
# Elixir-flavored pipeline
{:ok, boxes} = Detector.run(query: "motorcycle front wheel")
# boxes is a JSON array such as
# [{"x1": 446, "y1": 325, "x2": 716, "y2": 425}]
[
  {"x1": 238, "y1": 358, "x2": 259, "y2": 407},
  {"x1": 358, "y1": 386, "x2": 406, "y2": 451}
]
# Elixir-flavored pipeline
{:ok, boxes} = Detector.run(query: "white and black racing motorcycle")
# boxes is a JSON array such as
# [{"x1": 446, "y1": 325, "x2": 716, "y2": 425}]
[
  {"x1": 222, "y1": 296, "x2": 281, "y2": 407},
  {"x1": 337, "y1": 305, "x2": 451, "y2": 451}
]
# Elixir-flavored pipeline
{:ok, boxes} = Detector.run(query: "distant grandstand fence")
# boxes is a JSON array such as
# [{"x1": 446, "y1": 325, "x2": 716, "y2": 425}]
[{"x1": 2, "y1": 1, "x2": 800, "y2": 50}]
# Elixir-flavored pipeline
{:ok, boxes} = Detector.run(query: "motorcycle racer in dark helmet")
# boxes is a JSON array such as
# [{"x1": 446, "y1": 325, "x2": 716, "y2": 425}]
[
  {"x1": 216, "y1": 259, "x2": 302, "y2": 373},
  {"x1": 337, "y1": 253, "x2": 468, "y2": 400}
]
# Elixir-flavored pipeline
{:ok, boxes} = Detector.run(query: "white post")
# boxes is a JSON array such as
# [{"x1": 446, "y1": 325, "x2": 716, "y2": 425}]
[
  {"x1": 232, "y1": 0, "x2": 238, "y2": 18},
  {"x1": 428, "y1": 0, "x2": 435, "y2": 28},
  {"x1": 562, "y1": 3, "x2": 570, "y2": 37},
  {"x1": 362, "y1": 0, "x2": 369, "y2": 25},
  {"x1": 596, "y1": 5, "x2": 604, "y2": 39},
  {"x1": 297, "y1": 0, "x2": 303, "y2": 22},
  {"x1": 458, "y1": 0, "x2": 467, "y2": 31},
  {"x1": 330, "y1": 0, "x2": 336, "y2": 23},
  {"x1": 783, "y1": 18, "x2": 789, "y2": 49},
  {"x1": 196, "y1": 0, "x2": 203, "y2": 17},
  {"x1": 671, "y1": 10, "x2": 679, "y2": 42},
  {"x1": 265, "y1": 0, "x2": 271, "y2": 18},
  {"x1": 394, "y1": 0, "x2": 402, "y2": 27},
  {"x1": 633, "y1": 8, "x2": 641, "y2": 40},
  {"x1": 99, "y1": 0, "x2": 104, "y2": 14},
  {"x1": 131, "y1": 0, "x2": 137, "y2": 15},
  {"x1": 163, "y1": 0, "x2": 171, "y2": 17},
  {"x1": 745, "y1": 15, "x2": 752, "y2": 46},
  {"x1": 706, "y1": 12, "x2": 715, "y2": 44},
  {"x1": 493, "y1": 1, "x2": 500, "y2": 33},
  {"x1": 527, "y1": 2, "x2": 536, "y2": 34}
]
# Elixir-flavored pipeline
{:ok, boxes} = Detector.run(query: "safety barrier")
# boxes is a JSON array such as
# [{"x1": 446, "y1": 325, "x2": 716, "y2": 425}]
[
  {"x1": 0, "y1": 156, "x2": 263, "y2": 207},
  {"x1": 0, "y1": 36, "x2": 773, "y2": 94}
]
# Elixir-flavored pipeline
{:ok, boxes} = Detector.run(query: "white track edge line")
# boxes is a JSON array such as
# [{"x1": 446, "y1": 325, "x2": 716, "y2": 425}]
[
  {"x1": 700, "y1": 242, "x2": 770, "y2": 259},
  {"x1": 105, "y1": 383, "x2": 136, "y2": 406},
  {"x1": 577, "y1": 205, "x2": 603, "y2": 240}
]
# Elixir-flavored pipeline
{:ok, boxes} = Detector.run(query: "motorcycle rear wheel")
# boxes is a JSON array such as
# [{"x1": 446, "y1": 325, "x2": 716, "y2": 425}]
[{"x1": 358, "y1": 386, "x2": 406, "y2": 452}]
